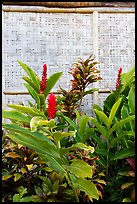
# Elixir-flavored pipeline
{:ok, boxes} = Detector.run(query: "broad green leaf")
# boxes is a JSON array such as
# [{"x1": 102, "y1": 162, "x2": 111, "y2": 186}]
[
  {"x1": 90, "y1": 118, "x2": 108, "y2": 141},
  {"x1": 68, "y1": 159, "x2": 93, "y2": 178},
  {"x1": 93, "y1": 104, "x2": 102, "y2": 111},
  {"x1": 40, "y1": 153, "x2": 66, "y2": 174},
  {"x1": 24, "y1": 83, "x2": 40, "y2": 108},
  {"x1": 30, "y1": 116, "x2": 45, "y2": 132},
  {"x1": 74, "y1": 177, "x2": 99, "y2": 200},
  {"x1": 52, "y1": 131, "x2": 75, "y2": 145},
  {"x1": 121, "y1": 104, "x2": 131, "y2": 130},
  {"x1": 22, "y1": 76, "x2": 40, "y2": 93},
  {"x1": 2, "y1": 110, "x2": 31, "y2": 124},
  {"x1": 95, "y1": 148, "x2": 107, "y2": 156},
  {"x1": 37, "y1": 119, "x2": 56, "y2": 128},
  {"x1": 2, "y1": 123, "x2": 54, "y2": 145},
  {"x1": 110, "y1": 148, "x2": 135, "y2": 160},
  {"x1": 109, "y1": 115, "x2": 135, "y2": 135},
  {"x1": 2, "y1": 174, "x2": 12, "y2": 181},
  {"x1": 120, "y1": 66, "x2": 135, "y2": 93},
  {"x1": 122, "y1": 198, "x2": 132, "y2": 202},
  {"x1": 64, "y1": 115, "x2": 78, "y2": 130},
  {"x1": 108, "y1": 97, "x2": 122, "y2": 129},
  {"x1": 7, "y1": 132, "x2": 61, "y2": 159},
  {"x1": 31, "y1": 118, "x2": 57, "y2": 132},
  {"x1": 20, "y1": 196, "x2": 34, "y2": 202},
  {"x1": 44, "y1": 72, "x2": 63, "y2": 98},
  {"x1": 128, "y1": 84, "x2": 135, "y2": 114},
  {"x1": 17, "y1": 60, "x2": 40, "y2": 89},
  {"x1": 121, "y1": 182, "x2": 134, "y2": 190},
  {"x1": 7, "y1": 104, "x2": 45, "y2": 117},
  {"x1": 38, "y1": 93, "x2": 46, "y2": 107},
  {"x1": 79, "y1": 115, "x2": 89, "y2": 137},
  {"x1": 75, "y1": 109, "x2": 81, "y2": 126},
  {"x1": 94, "y1": 109, "x2": 109, "y2": 128},
  {"x1": 110, "y1": 131, "x2": 135, "y2": 147},
  {"x1": 91, "y1": 133, "x2": 107, "y2": 150},
  {"x1": 71, "y1": 142, "x2": 94, "y2": 153}
]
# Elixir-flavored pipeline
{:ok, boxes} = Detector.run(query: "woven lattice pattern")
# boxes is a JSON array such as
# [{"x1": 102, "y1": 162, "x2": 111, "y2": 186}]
[
  {"x1": 2, "y1": 9, "x2": 135, "y2": 116},
  {"x1": 98, "y1": 13, "x2": 135, "y2": 90}
]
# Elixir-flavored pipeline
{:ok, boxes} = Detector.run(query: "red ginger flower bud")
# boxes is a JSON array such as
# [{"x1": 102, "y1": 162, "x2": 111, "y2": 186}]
[
  {"x1": 47, "y1": 93, "x2": 57, "y2": 119},
  {"x1": 116, "y1": 67, "x2": 122, "y2": 90},
  {"x1": 40, "y1": 64, "x2": 47, "y2": 94}
]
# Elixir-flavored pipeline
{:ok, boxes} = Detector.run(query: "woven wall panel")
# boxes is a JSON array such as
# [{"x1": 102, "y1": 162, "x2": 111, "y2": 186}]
[
  {"x1": 2, "y1": 9, "x2": 135, "y2": 115},
  {"x1": 3, "y1": 11, "x2": 93, "y2": 93},
  {"x1": 98, "y1": 13, "x2": 135, "y2": 90}
]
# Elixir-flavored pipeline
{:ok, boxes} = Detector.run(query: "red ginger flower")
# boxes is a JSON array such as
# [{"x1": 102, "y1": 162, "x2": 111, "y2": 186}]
[
  {"x1": 116, "y1": 67, "x2": 122, "y2": 90},
  {"x1": 47, "y1": 93, "x2": 57, "y2": 119},
  {"x1": 40, "y1": 64, "x2": 47, "y2": 94}
]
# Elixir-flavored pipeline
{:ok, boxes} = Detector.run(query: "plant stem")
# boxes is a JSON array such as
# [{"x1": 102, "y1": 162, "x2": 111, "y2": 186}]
[{"x1": 106, "y1": 141, "x2": 110, "y2": 183}]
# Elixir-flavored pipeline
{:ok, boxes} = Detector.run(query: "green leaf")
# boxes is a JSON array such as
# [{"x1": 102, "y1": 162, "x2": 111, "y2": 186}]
[
  {"x1": 83, "y1": 88, "x2": 98, "y2": 96},
  {"x1": 96, "y1": 156, "x2": 107, "y2": 168},
  {"x1": 52, "y1": 131, "x2": 75, "y2": 145},
  {"x1": 17, "y1": 60, "x2": 40, "y2": 90},
  {"x1": 40, "y1": 153, "x2": 66, "y2": 174},
  {"x1": 109, "y1": 115, "x2": 135, "y2": 135},
  {"x1": 2, "y1": 123, "x2": 54, "y2": 145},
  {"x1": 22, "y1": 76, "x2": 40, "y2": 93},
  {"x1": 122, "y1": 198, "x2": 132, "y2": 202},
  {"x1": 64, "y1": 115, "x2": 78, "y2": 130},
  {"x1": 30, "y1": 116, "x2": 45, "y2": 132},
  {"x1": 110, "y1": 131, "x2": 135, "y2": 147},
  {"x1": 121, "y1": 182, "x2": 134, "y2": 190},
  {"x1": 2, "y1": 174, "x2": 12, "y2": 181},
  {"x1": 20, "y1": 196, "x2": 34, "y2": 202},
  {"x1": 92, "y1": 179, "x2": 106, "y2": 185},
  {"x1": 108, "y1": 97, "x2": 122, "y2": 129},
  {"x1": 71, "y1": 142, "x2": 94, "y2": 153},
  {"x1": 44, "y1": 72, "x2": 63, "y2": 98},
  {"x1": 2, "y1": 110, "x2": 31, "y2": 124},
  {"x1": 128, "y1": 84, "x2": 135, "y2": 114},
  {"x1": 120, "y1": 66, "x2": 135, "y2": 94},
  {"x1": 110, "y1": 148, "x2": 135, "y2": 160},
  {"x1": 7, "y1": 104, "x2": 45, "y2": 117},
  {"x1": 24, "y1": 83, "x2": 40, "y2": 108},
  {"x1": 14, "y1": 173, "x2": 22, "y2": 182},
  {"x1": 37, "y1": 119, "x2": 56, "y2": 128},
  {"x1": 74, "y1": 177, "x2": 99, "y2": 200},
  {"x1": 94, "y1": 109, "x2": 109, "y2": 128},
  {"x1": 7, "y1": 132, "x2": 61, "y2": 159},
  {"x1": 68, "y1": 159, "x2": 93, "y2": 178},
  {"x1": 90, "y1": 118, "x2": 108, "y2": 141}
]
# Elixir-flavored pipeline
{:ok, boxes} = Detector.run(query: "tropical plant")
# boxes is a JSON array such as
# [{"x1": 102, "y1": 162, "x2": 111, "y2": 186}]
[
  {"x1": 2, "y1": 60, "x2": 103, "y2": 202},
  {"x1": 57, "y1": 54, "x2": 102, "y2": 119},
  {"x1": 87, "y1": 66, "x2": 135, "y2": 201}
]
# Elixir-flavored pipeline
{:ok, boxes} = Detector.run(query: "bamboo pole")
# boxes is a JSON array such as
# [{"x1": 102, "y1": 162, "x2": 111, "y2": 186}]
[
  {"x1": 92, "y1": 11, "x2": 99, "y2": 106},
  {"x1": 2, "y1": 2, "x2": 135, "y2": 8},
  {"x1": 2, "y1": 5, "x2": 135, "y2": 13},
  {"x1": 3, "y1": 90, "x2": 112, "y2": 95}
]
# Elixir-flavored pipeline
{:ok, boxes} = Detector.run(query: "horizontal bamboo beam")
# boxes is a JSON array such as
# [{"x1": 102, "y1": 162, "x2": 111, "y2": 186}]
[
  {"x1": 3, "y1": 90, "x2": 112, "y2": 95},
  {"x1": 2, "y1": 5, "x2": 135, "y2": 13},
  {"x1": 2, "y1": 2, "x2": 135, "y2": 8}
]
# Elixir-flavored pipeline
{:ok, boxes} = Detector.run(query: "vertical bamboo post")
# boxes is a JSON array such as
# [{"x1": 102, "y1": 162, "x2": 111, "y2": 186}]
[
  {"x1": 2, "y1": 10, "x2": 5, "y2": 110},
  {"x1": 92, "y1": 11, "x2": 99, "y2": 110}
]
